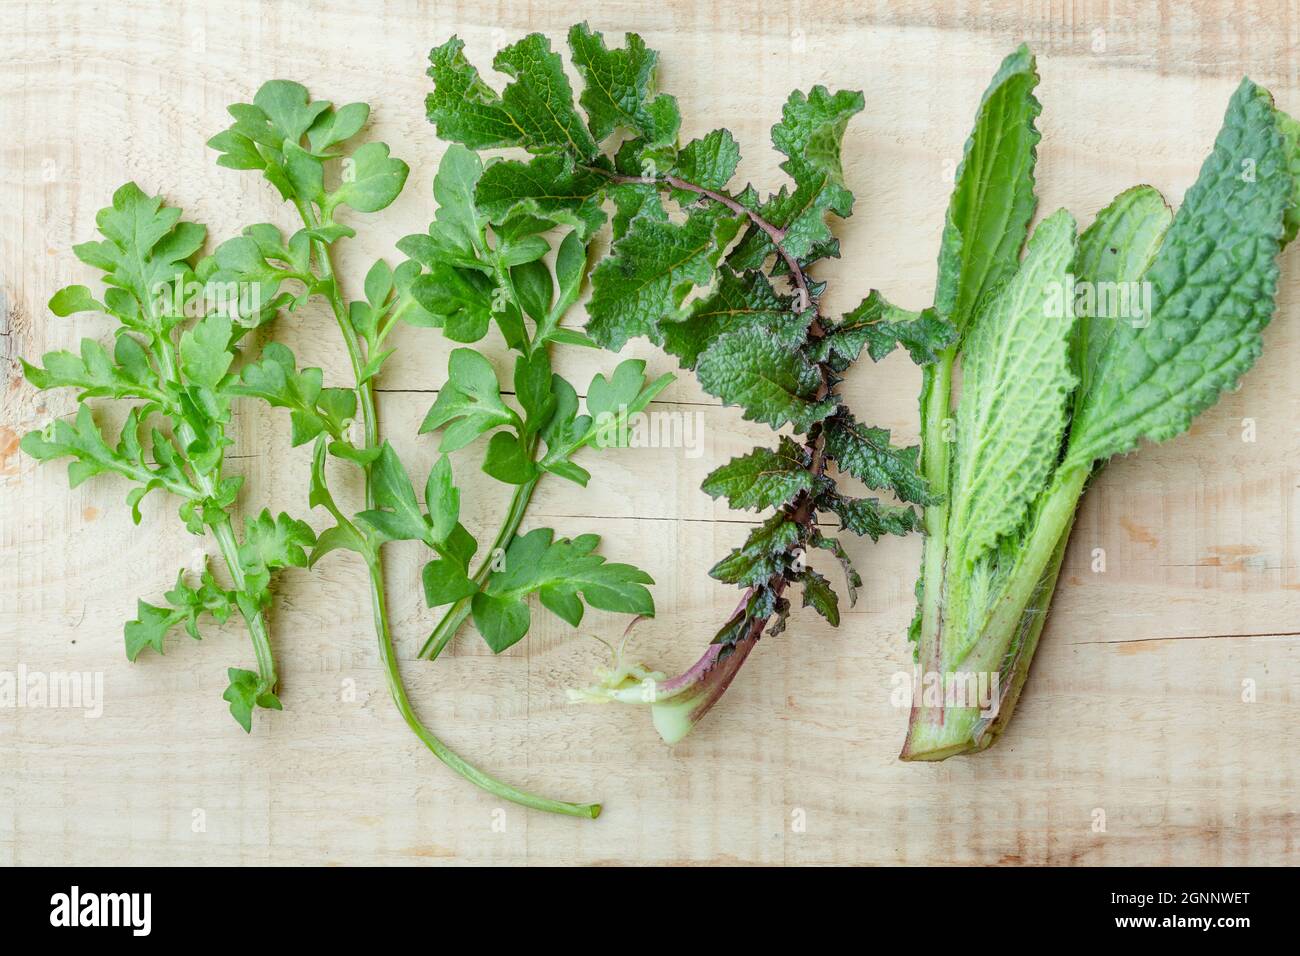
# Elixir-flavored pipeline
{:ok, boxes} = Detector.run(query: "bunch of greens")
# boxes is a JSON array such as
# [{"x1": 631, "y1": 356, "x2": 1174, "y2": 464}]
[
  {"x1": 208, "y1": 81, "x2": 662, "y2": 816},
  {"x1": 901, "y1": 48, "x2": 1300, "y2": 759},
  {"x1": 20, "y1": 182, "x2": 316, "y2": 731},
  {"x1": 425, "y1": 23, "x2": 948, "y2": 743}
]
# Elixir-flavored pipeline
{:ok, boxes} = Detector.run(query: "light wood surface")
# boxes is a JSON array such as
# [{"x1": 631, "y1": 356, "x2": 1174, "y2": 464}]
[{"x1": 3, "y1": 0, "x2": 1300, "y2": 866}]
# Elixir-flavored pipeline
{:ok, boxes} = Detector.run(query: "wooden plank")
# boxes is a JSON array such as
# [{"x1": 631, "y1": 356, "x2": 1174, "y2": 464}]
[{"x1": 3, "y1": 0, "x2": 1300, "y2": 865}]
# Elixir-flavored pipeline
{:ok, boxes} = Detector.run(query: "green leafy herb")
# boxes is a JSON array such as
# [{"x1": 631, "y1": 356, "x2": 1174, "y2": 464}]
[
  {"x1": 900, "y1": 56, "x2": 1300, "y2": 760},
  {"x1": 429, "y1": 24, "x2": 945, "y2": 743},
  {"x1": 22, "y1": 183, "x2": 314, "y2": 731},
  {"x1": 213, "y1": 70, "x2": 669, "y2": 818}
]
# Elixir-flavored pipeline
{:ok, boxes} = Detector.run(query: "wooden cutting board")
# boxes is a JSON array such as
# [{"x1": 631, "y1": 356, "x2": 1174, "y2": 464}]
[{"x1": 2, "y1": 0, "x2": 1297, "y2": 865}]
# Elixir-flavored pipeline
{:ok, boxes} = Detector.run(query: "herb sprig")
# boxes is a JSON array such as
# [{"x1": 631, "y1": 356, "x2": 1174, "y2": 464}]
[
  {"x1": 21, "y1": 183, "x2": 315, "y2": 731},
  {"x1": 426, "y1": 23, "x2": 950, "y2": 741},
  {"x1": 901, "y1": 51, "x2": 1300, "y2": 759},
  {"x1": 210, "y1": 80, "x2": 664, "y2": 816}
]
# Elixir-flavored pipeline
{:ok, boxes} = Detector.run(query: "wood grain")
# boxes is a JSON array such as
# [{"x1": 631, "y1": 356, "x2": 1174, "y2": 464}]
[{"x1": 2, "y1": 0, "x2": 1299, "y2": 865}]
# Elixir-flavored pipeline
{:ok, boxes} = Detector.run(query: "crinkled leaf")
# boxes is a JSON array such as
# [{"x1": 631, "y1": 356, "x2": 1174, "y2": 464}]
[
  {"x1": 663, "y1": 267, "x2": 802, "y2": 370},
  {"x1": 727, "y1": 87, "x2": 864, "y2": 269},
  {"x1": 670, "y1": 129, "x2": 740, "y2": 204},
  {"x1": 475, "y1": 153, "x2": 608, "y2": 239},
  {"x1": 948, "y1": 208, "x2": 1078, "y2": 566},
  {"x1": 820, "y1": 490, "x2": 923, "y2": 542},
  {"x1": 810, "y1": 292, "x2": 956, "y2": 369},
  {"x1": 695, "y1": 325, "x2": 835, "y2": 431},
  {"x1": 1066, "y1": 80, "x2": 1292, "y2": 470},
  {"x1": 587, "y1": 203, "x2": 745, "y2": 349},
  {"x1": 426, "y1": 34, "x2": 598, "y2": 159},
  {"x1": 709, "y1": 512, "x2": 801, "y2": 586},
  {"x1": 701, "y1": 436, "x2": 813, "y2": 512},
  {"x1": 822, "y1": 412, "x2": 932, "y2": 505},
  {"x1": 567, "y1": 22, "x2": 680, "y2": 147},
  {"x1": 798, "y1": 568, "x2": 839, "y2": 626}
]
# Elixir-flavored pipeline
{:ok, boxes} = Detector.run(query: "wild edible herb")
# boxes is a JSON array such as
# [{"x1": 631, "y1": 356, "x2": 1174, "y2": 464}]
[
  {"x1": 901, "y1": 50, "x2": 1300, "y2": 759},
  {"x1": 21, "y1": 183, "x2": 315, "y2": 732},
  {"x1": 426, "y1": 23, "x2": 949, "y2": 742},
  {"x1": 211, "y1": 81, "x2": 663, "y2": 816}
]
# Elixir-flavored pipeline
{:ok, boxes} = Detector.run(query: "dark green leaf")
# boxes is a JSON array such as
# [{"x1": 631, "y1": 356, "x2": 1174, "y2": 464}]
[
  {"x1": 426, "y1": 34, "x2": 598, "y2": 159},
  {"x1": 695, "y1": 326, "x2": 835, "y2": 431},
  {"x1": 822, "y1": 413, "x2": 931, "y2": 505},
  {"x1": 588, "y1": 204, "x2": 745, "y2": 349},
  {"x1": 567, "y1": 23, "x2": 680, "y2": 147},
  {"x1": 701, "y1": 436, "x2": 813, "y2": 511}
]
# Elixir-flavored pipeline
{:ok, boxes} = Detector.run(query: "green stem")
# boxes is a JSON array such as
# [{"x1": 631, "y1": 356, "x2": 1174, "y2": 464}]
[
  {"x1": 157, "y1": 329, "x2": 277, "y2": 691},
  {"x1": 901, "y1": 463, "x2": 1088, "y2": 759},
  {"x1": 209, "y1": 513, "x2": 276, "y2": 687},
  {"x1": 915, "y1": 351, "x2": 955, "y2": 675},
  {"x1": 967, "y1": 465, "x2": 1088, "y2": 676},
  {"x1": 300, "y1": 210, "x2": 590, "y2": 816},
  {"x1": 297, "y1": 203, "x2": 379, "y2": 497},
  {"x1": 418, "y1": 440, "x2": 540, "y2": 660},
  {"x1": 367, "y1": 555, "x2": 600, "y2": 818}
]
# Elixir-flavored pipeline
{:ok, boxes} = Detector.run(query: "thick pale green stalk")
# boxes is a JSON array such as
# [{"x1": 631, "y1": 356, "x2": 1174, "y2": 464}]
[
  {"x1": 901, "y1": 463, "x2": 1087, "y2": 759},
  {"x1": 968, "y1": 513, "x2": 1072, "y2": 750}
]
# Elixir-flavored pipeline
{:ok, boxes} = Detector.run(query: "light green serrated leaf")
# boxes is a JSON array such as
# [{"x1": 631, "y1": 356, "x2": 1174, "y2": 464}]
[
  {"x1": 1072, "y1": 186, "x2": 1172, "y2": 398},
  {"x1": 180, "y1": 314, "x2": 235, "y2": 388},
  {"x1": 948, "y1": 208, "x2": 1078, "y2": 566},
  {"x1": 933, "y1": 45, "x2": 1041, "y2": 336}
]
